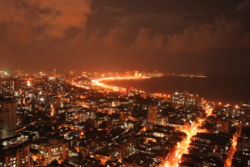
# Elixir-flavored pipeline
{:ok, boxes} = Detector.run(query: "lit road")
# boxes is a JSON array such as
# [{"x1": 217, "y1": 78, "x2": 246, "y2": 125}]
[
  {"x1": 224, "y1": 125, "x2": 241, "y2": 167},
  {"x1": 91, "y1": 76, "x2": 151, "y2": 92},
  {"x1": 74, "y1": 75, "x2": 215, "y2": 167},
  {"x1": 158, "y1": 102, "x2": 214, "y2": 167}
]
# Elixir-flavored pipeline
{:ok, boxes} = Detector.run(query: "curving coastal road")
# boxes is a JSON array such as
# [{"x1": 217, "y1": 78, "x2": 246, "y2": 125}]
[
  {"x1": 73, "y1": 75, "x2": 239, "y2": 167},
  {"x1": 91, "y1": 76, "x2": 216, "y2": 167},
  {"x1": 91, "y1": 76, "x2": 151, "y2": 92}
]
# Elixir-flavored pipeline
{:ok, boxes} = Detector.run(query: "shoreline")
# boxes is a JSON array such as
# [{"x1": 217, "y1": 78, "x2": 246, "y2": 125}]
[{"x1": 101, "y1": 76, "x2": 249, "y2": 105}]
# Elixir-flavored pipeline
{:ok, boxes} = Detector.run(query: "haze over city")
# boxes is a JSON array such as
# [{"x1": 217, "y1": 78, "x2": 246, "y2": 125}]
[{"x1": 0, "y1": 0, "x2": 250, "y2": 76}]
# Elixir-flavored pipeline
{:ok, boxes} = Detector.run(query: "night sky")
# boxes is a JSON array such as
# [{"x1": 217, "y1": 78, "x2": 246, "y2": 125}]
[{"x1": 0, "y1": 0, "x2": 250, "y2": 76}]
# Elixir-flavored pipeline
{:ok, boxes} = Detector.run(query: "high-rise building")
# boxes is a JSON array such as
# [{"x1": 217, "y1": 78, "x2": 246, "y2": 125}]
[
  {"x1": 0, "y1": 96, "x2": 17, "y2": 139},
  {"x1": 0, "y1": 144, "x2": 31, "y2": 167},
  {"x1": 147, "y1": 106, "x2": 158, "y2": 124},
  {"x1": 31, "y1": 138, "x2": 68, "y2": 166},
  {"x1": 171, "y1": 92, "x2": 198, "y2": 106}
]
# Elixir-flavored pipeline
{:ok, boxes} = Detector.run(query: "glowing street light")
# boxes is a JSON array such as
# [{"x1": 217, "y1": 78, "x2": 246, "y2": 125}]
[{"x1": 27, "y1": 80, "x2": 32, "y2": 87}]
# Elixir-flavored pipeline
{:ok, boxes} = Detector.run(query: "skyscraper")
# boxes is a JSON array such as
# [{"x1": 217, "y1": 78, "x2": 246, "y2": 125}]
[
  {"x1": 147, "y1": 106, "x2": 158, "y2": 124},
  {"x1": 0, "y1": 144, "x2": 31, "y2": 167},
  {"x1": 0, "y1": 96, "x2": 17, "y2": 139}
]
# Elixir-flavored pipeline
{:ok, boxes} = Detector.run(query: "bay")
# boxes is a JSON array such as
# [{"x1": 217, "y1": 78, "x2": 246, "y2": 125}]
[{"x1": 104, "y1": 76, "x2": 250, "y2": 104}]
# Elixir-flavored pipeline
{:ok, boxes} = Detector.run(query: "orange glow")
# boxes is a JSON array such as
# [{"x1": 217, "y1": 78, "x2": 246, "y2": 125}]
[
  {"x1": 141, "y1": 126, "x2": 147, "y2": 132},
  {"x1": 91, "y1": 76, "x2": 150, "y2": 92},
  {"x1": 57, "y1": 160, "x2": 63, "y2": 164},
  {"x1": 127, "y1": 116, "x2": 137, "y2": 121},
  {"x1": 158, "y1": 102, "x2": 213, "y2": 167},
  {"x1": 152, "y1": 93, "x2": 170, "y2": 98},
  {"x1": 94, "y1": 155, "x2": 111, "y2": 166},
  {"x1": 80, "y1": 131, "x2": 84, "y2": 136},
  {"x1": 144, "y1": 137, "x2": 157, "y2": 144},
  {"x1": 27, "y1": 80, "x2": 32, "y2": 87},
  {"x1": 224, "y1": 126, "x2": 241, "y2": 167},
  {"x1": 75, "y1": 146, "x2": 80, "y2": 152},
  {"x1": 50, "y1": 104, "x2": 55, "y2": 116},
  {"x1": 32, "y1": 155, "x2": 41, "y2": 161}
]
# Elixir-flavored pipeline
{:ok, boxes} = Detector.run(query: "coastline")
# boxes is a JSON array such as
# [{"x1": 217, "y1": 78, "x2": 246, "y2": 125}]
[{"x1": 103, "y1": 76, "x2": 250, "y2": 105}]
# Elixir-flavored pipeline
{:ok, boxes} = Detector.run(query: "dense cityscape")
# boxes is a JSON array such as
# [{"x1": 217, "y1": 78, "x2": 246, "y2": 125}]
[
  {"x1": 0, "y1": 70, "x2": 249, "y2": 167},
  {"x1": 1, "y1": 0, "x2": 250, "y2": 166}
]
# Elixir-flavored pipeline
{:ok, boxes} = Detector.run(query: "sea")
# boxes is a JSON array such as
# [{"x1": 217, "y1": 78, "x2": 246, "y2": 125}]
[{"x1": 104, "y1": 76, "x2": 250, "y2": 105}]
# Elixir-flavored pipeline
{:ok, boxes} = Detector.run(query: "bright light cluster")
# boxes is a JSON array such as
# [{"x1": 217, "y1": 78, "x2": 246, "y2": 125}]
[
  {"x1": 159, "y1": 103, "x2": 213, "y2": 167},
  {"x1": 91, "y1": 76, "x2": 150, "y2": 92}
]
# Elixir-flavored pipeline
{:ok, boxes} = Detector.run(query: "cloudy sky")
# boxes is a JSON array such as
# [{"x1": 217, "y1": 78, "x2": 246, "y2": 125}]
[{"x1": 0, "y1": 0, "x2": 250, "y2": 76}]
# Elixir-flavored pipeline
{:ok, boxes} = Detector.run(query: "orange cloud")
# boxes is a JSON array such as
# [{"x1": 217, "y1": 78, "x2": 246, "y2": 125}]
[
  {"x1": 29, "y1": 0, "x2": 92, "y2": 38},
  {"x1": 0, "y1": 0, "x2": 92, "y2": 39}
]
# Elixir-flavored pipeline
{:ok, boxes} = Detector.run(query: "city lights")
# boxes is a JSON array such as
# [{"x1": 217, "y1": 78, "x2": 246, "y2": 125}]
[
  {"x1": 0, "y1": 71, "x2": 248, "y2": 167},
  {"x1": 91, "y1": 75, "x2": 151, "y2": 92},
  {"x1": 159, "y1": 104, "x2": 214, "y2": 167},
  {"x1": 0, "y1": 0, "x2": 249, "y2": 166},
  {"x1": 27, "y1": 80, "x2": 32, "y2": 87}
]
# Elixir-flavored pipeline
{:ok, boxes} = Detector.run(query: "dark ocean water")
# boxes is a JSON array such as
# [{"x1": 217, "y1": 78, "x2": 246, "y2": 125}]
[{"x1": 105, "y1": 76, "x2": 250, "y2": 104}]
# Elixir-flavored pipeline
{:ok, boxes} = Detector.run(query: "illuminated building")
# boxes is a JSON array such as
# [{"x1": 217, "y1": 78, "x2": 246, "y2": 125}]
[
  {"x1": 31, "y1": 138, "x2": 68, "y2": 166},
  {"x1": 0, "y1": 144, "x2": 30, "y2": 167},
  {"x1": 171, "y1": 92, "x2": 198, "y2": 106},
  {"x1": 66, "y1": 108, "x2": 96, "y2": 123},
  {"x1": 0, "y1": 96, "x2": 17, "y2": 139},
  {"x1": 48, "y1": 76, "x2": 56, "y2": 82},
  {"x1": 147, "y1": 106, "x2": 158, "y2": 124},
  {"x1": 233, "y1": 150, "x2": 250, "y2": 166},
  {"x1": 0, "y1": 70, "x2": 248, "y2": 167}
]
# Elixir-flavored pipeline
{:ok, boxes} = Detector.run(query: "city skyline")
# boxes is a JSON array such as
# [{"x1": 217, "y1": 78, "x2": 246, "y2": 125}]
[{"x1": 0, "y1": 70, "x2": 249, "y2": 166}]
